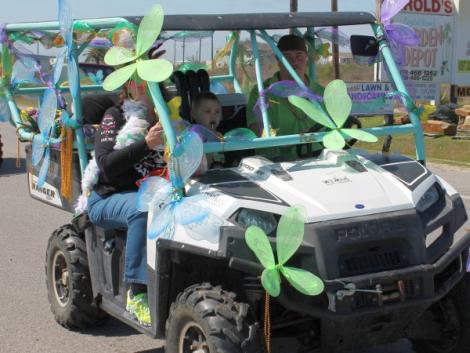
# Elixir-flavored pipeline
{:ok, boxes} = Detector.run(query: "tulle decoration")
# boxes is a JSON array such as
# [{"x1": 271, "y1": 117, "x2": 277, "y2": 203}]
[
  {"x1": 381, "y1": 0, "x2": 420, "y2": 65},
  {"x1": 102, "y1": 5, "x2": 173, "y2": 91},
  {"x1": 253, "y1": 80, "x2": 323, "y2": 118},
  {"x1": 11, "y1": 55, "x2": 40, "y2": 86},
  {"x1": 30, "y1": 0, "x2": 76, "y2": 187},
  {"x1": 188, "y1": 124, "x2": 221, "y2": 142},
  {"x1": 223, "y1": 128, "x2": 257, "y2": 141},
  {"x1": 288, "y1": 80, "x2": 378, "y2": 151},
  {"x1": 137, "y1": 130, "x2": 221, "y2": 243},
  {"x1": 87, "y1": 70, "x2": 104, "y2": 85},
  {"x1": 316, "y1": 27, "x2": 350, "y2": 48},
  {"x1": 245, "y1": 206, "x2": 324, "y2": 297}
]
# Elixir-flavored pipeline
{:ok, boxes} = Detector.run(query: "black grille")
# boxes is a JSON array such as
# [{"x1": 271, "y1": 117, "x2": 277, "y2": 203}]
[{"x1": 339, "y1": 248, "x2": 405, "y2": 277}]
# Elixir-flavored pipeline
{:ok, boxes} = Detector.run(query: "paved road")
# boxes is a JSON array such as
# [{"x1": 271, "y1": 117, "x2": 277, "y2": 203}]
[{"x1": 0, "y1": 122, "x2": 468, "y2": 353}]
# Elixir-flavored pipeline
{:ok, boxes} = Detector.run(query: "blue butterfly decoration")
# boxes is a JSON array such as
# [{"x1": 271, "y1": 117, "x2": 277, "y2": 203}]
[
  {"x1": 10, "y1": 54, "x2": 40, "y2": 87},
  {"x1": 31, "y1": 0, "x2": 75, "y2": 187},
  {"x1": 0, "y1": 78, "x2": 11, "y2": 123},
  {"x1": 137, "y1": 130, "x2": 220, "y2": 242},
  {"x1": 87, "y1": 69, "x2": 104, "y2": 85}
]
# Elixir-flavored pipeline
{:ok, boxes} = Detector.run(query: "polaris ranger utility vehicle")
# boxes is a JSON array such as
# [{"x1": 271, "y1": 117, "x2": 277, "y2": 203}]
[{"x1": 3, "y1": 5, "x2": 470, "y2": 353}]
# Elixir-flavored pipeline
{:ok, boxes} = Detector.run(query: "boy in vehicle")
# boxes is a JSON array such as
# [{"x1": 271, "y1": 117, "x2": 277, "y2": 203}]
[{"x1": 246, "y1": 34, "x2": 324, "y2": 161}]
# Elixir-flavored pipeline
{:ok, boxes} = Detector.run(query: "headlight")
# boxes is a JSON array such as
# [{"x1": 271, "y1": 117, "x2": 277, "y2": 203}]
[
  {"x1": 236, "y1": 209, "x2": 278, "y2": 234},
  {"x1": 416, "y1": 184, "x2": 440, "y2": 213}
]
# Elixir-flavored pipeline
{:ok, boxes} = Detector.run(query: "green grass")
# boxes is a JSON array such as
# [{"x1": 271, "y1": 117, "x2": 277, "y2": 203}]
[{"x1": 356, "y1": 117, "x2": 470, "y2": 167}]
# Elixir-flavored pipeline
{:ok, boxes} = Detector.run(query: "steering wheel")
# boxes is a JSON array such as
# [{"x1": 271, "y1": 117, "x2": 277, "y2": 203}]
[{"x1": 342, "y1": 116, "x2": 362, "y2": 148}]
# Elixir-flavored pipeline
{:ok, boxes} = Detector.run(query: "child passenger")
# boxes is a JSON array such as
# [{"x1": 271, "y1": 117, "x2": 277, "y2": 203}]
[
  {"x1": 190, "y1": 92, "x2": 225, "y2": 169},
  {"x1": 190, "y1": 91, "x2": 222, "y2": 134}
]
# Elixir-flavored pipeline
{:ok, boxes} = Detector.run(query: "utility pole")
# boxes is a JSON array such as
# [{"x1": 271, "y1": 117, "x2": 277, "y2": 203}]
[
  {"x1": 290, "y1": 0, "x2": 298, "y2": 34},
  {"x1": 290, "y1": 0, "x2": 298, "y2": 12},
  {"x1": 332, "y1": 0, "x2": 340, "y2": 79}
]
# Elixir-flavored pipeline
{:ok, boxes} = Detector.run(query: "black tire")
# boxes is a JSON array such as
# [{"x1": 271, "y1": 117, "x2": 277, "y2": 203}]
[
  {"x1": 411, "y1": 274, "x2": 470, "y2": 353},
  {"x1": 165, "y1": 283, "x2": 261, "y2": 353},
  {"x1": 45, "y1": 224, "x2": 107, "y2": 329}
]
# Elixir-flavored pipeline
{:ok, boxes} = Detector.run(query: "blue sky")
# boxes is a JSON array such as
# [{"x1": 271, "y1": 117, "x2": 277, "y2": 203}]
[{"x1": 0, "y1": 0, "x2": 376, "y2": 22}]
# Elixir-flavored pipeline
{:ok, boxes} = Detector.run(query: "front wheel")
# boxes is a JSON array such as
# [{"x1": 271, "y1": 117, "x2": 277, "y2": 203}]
[
  {"x1": 165, "y1": 283, "x2": 260, "y2": 353},
  {"x1": 411, "y1": 273, "x2": 470, "y2": 353},
  {"x1": 45, "y1": 224, "x2": 107, "y2": 329}
]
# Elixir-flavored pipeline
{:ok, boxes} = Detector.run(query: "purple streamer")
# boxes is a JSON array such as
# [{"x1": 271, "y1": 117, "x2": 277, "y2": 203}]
[
  {"x1": 188, "y1": 124, "x2": 221, "y2": 142},
  {"x1": 381, "y1": 0, "x2": 410, "y2": 25},
  {"x1": 253, "y1": 80, "x2": 323, "y2": 118},
  {"x1": 379, "y1": 0, "x2": 421, "y2": 66},
  {"x1": 0, "y1": 24, "x2": 8, "y2": 45}
]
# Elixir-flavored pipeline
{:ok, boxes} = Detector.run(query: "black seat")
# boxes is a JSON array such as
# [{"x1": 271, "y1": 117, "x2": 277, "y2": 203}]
[
  {"x1": 196, "y1": 69, "x2": 210, "y2": 92},
  {"x1": 170, "y1": 71, "x2": 191, "y2": 121},
  {"x1": 170, "y1": 69, "x2": 213, "y2": 122},
  {"x1": 81, "y1": 93, "x2": 120, "y2": 125}
]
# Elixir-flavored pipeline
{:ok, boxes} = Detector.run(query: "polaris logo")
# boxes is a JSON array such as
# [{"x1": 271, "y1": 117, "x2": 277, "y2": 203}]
[
  {"x1": 335, "y1": 219, "x2": 407, "y2": 241},
  {"x1": 322, "y1": 176, "x2": 352, "y2": 186}
]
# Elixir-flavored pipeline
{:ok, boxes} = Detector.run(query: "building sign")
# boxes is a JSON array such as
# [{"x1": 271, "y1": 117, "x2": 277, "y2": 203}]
[
  {"x1": 403, "y1": 0, "x2": 454, "y2": 15},
  {"x1": 347, "y1": 82, "x2": 394, "y2": 116},
  {"x1": 452, "y1": 0, "x2": 470, "y2": 85},
  {"x1": 455, "y1": 86, "x2": 470, "y2": 98},
  {"x1": 457, "y1": 60, "x2": 470, "y2": 74},
  {"x1": 384, "y1": 9, "x2": 454, "y2": 101}
]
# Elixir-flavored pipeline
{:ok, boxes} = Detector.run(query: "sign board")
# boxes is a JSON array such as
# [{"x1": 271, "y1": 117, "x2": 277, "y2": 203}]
[
  {"x1": 347, "y1": 82, "x2": 394, "y2": 116},
  {"x1": 380, "y1": 1, "x2": 455, "y2": 101},
  {"x1": 452, "y1": 0, "x2": 470, "y2": 85},
  {"x1": 28, "y1": 173, "x2": 62, "y2": 207},
  {"x1": 455, "y1": 86, "x2": 470, "y2": 98},
  {"x1": 402, "y1": 0, "x2": 454, "y2": 15}
]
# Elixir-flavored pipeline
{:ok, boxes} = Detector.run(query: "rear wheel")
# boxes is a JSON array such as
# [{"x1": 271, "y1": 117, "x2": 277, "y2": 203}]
[
  {"x1": 411, "y1": 274, "x2": 470, "y2": 353},
  {"x1": 45, "y1": 224, "x2": 107, "y2": 329},
  {"x1": 165, "y1": 283, "x2": 260, "y2": 353}
]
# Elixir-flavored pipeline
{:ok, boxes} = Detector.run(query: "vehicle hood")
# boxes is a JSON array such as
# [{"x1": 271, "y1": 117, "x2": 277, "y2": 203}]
[{"x1": 190, "y1": 150, "x2": 436, "y2": 222}]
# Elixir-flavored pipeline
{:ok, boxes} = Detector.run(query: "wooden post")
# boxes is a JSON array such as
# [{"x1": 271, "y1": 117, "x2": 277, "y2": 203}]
[
  {"x1": 290, "y1": 0, "x2": 298, "y2": 34},
  {"x1": 290, "y1": 0, "x2": 298, "y2": 12},
  {"x1": 332, "y1": 0, "x2": 340, "y2": 79}
]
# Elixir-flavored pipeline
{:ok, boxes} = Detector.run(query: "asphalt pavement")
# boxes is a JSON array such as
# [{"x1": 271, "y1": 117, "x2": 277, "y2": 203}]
[{"x1": 0, "y1": 122, "x2": 468, "y2": 353}]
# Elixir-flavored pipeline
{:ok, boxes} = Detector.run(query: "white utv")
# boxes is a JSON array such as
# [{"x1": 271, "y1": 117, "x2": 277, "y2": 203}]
[{"x1": 7, "y1": 10, "x2": 468, "y2": 353}]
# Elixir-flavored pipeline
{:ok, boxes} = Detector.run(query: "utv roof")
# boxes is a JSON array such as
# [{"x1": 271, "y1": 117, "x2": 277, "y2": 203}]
[
  {"x1": 135, "y1": 12, "x2": 377, "y2": 31},
  {"x1": 6, "y1": 12, "x2": 377, "y2": 32}
]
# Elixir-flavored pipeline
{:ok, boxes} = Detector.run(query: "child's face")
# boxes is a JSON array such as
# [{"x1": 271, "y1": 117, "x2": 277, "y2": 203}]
[{"x1": 193, "y1": 99, "x2": 222, "y2": 131}]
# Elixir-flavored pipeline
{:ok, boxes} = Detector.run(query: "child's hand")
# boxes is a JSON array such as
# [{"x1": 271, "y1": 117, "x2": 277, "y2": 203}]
[{"x1": 145, "y1": 124, "x2": 163, "y2": 149}]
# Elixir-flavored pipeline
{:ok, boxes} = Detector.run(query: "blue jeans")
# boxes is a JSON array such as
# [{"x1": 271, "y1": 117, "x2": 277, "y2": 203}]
[{"x1": 87, "y1": 190, "x2": 147, "y2": 284}]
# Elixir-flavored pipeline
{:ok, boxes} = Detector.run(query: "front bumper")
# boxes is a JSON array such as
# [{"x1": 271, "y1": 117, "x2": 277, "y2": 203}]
[{"x1": 228, "y1": 225, "x2": 470, "y2": 320}]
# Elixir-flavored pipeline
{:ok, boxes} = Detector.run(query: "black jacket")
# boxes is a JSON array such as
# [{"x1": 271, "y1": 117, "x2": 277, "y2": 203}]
[{"x1": 93, "y1": 105, "x2": 166, "y2": 196}]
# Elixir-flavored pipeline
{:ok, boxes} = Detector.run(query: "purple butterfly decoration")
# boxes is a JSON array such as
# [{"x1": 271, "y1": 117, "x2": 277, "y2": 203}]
[
  {"x1": 381, "y1": 0, "x2": 420, "y2": 65},
  {"x1": 253, "y1": 80, "x2": 323, "y2": 120}
]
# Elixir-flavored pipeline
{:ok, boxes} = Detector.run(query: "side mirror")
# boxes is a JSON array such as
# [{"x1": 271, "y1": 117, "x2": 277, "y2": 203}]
[{"x1": 350, "y1": 35, "x2": 379, "y2": 57}]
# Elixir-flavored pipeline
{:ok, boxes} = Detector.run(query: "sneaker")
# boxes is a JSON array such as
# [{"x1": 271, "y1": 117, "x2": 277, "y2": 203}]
[{"x1": 126, "y1": 289, "x2": 151, "y2": 326}]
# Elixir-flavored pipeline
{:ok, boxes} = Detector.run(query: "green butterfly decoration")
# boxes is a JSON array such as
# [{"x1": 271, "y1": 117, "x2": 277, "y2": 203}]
[
  {"x1": 102, "y1": 4, "x2": 173, "y2": 91},
  {"x1": 245, "y1": 206, "x2": 324, "y2": 297},
  {"x1": 288, "y1": 80, "x2": 378, "y2": 150}
]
